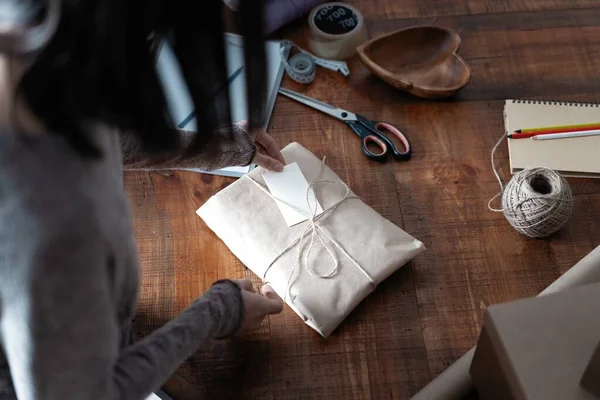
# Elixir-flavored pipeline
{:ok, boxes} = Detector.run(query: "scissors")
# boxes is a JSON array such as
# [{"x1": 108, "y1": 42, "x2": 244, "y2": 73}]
[{"x1": 278, "y1": 88, "x2": 412, "y2": 162}]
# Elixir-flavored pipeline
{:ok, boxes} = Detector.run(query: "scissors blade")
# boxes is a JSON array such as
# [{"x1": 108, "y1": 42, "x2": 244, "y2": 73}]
[{"x1": 278, "y1": 88, "x2": 356, "y2": 122}]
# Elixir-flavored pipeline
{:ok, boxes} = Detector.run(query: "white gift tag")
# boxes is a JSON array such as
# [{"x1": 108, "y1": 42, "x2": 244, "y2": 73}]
[{"x1": 262, "y1": 162, "x2": 324, "y2": 227}]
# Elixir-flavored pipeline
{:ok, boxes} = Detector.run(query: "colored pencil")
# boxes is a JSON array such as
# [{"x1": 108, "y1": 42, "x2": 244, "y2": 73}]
[
  {"x1": 509, "y1": 123, "x2": 600, "y2": 139},
  {"x1": 532, "y1": 129, "x2": 600, "y2": 141},
  {"x1": 515, "y1": 122, "x2": 600, "y2": 134}
]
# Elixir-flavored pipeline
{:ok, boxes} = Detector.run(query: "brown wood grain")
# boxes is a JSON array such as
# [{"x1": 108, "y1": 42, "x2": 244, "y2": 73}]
[
  {"x1": 127, "y1": 1, "x2": 600, "y2": 398},
  {"x1": 355, "y1": 0, "x2": 598, "y2": 20}
]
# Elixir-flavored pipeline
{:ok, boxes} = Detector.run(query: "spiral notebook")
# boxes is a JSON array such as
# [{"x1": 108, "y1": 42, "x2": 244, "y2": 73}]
[{"x1": 505, "y1": 100, "x2": 600, "y2": 178}]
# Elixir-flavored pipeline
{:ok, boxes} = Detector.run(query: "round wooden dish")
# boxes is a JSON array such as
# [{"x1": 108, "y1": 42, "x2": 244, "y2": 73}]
[{"x1": 357, "y1": 25, "x2": 471, "y2": 99}]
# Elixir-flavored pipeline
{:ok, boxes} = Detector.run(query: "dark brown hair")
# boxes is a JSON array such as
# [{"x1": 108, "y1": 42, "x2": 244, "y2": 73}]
[{"x1": 17, "y1": 0, "x2": 267, "y2": 157}]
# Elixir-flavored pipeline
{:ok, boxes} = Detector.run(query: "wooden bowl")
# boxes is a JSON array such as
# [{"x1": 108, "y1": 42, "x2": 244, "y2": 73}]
[{"x1": 356, "y1": 25, "x2": 471, "y2": 99}]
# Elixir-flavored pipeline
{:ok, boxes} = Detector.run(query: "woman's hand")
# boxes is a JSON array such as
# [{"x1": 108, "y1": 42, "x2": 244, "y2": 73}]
[
  {"x1": 253, "y1": 130, "x2": 286, "y2": 172},
  {"x1": 235, "y1": 120, "x2": 285, "y2": 172},
  {"x1": 232, "y1": 279, "x2": 284, "y2": 334}
]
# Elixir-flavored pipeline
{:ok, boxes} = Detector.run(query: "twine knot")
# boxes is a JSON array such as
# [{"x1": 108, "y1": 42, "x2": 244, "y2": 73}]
[{"x1": 245, "y1": 157, "x2": 376, "y2": 301}]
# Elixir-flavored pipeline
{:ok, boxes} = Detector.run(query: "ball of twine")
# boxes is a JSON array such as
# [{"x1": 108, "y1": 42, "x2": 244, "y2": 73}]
[
  {"x1": 500, "y1": 168, "x2": 573, "y2": 238},
  {"x1": 488, "y1": 134, "x2": 574, "y2": 238}
]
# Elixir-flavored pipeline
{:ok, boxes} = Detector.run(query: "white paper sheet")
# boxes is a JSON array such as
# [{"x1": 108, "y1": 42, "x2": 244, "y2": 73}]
[
  {"x1": 154, "y1": 33, "x2": 290, "y2": 178},
  {"x1": 262, "y1": 163, "x2": 323, "y2": 227},
  {"x1": 155, "y1": 33, "x2": 284, "y2": 131},
  {"x1": 181, "y1": 165, "x2": 254, "y2": 177}
]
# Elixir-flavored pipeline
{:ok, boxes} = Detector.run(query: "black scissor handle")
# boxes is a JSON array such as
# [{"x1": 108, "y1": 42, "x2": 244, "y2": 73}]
[{"x1": 348, "y1": 115, "x2": 412, "y2": 162}]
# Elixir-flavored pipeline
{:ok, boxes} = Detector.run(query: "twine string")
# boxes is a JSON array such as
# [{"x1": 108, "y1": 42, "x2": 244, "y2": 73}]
[
  {"x1": 487, "y1": 131, "x2": 574, "y2": 238},
  {"x1": 244, "y1": 157, "x2": 376, "y2": 300}
]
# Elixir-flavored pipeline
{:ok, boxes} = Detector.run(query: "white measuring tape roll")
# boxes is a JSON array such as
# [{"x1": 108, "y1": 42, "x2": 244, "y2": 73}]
[
  {"x1": 280, "y1": 40, "x2": 350, "y2": 84},
  {"x1": 308, "y1": 2, "x2": 368, "y2": 61}
]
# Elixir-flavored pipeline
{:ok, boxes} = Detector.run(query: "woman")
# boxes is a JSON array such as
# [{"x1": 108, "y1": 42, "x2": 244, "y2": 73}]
[{"x1": 0, "y1": 0, "x2": 284, "y2": 399}]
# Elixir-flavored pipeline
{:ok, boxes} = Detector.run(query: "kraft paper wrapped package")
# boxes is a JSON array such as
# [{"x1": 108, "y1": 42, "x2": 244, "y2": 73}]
[{"x1": 197, "y1": 142, "x2": 426, "y2": 337}]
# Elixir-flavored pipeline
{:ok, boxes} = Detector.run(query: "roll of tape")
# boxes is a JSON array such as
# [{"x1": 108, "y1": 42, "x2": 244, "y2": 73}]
[
  {"x1": 287, "y1": 52, "x2": 316, "y2": 84},
  {"x1": 308, "y1": 2, "x2": 368, "y2": 61},
  {"x1": 280, "y1": 40, "x2": 350, "y2": 84}
]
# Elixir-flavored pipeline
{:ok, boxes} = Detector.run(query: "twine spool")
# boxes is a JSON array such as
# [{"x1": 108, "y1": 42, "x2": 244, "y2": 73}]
[{"x1": 488, "y1": 133, "x2": 574, "y2": 238}]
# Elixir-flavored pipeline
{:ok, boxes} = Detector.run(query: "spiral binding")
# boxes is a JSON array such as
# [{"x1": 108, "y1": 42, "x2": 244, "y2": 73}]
[{"x1": 510, "y1": 99, "x2": 600, "y2": 107}]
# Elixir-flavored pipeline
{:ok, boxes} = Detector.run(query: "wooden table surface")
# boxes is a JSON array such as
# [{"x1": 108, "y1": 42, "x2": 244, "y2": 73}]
[{"x1": 126, "y1": 1, "x2": 600, "y2": 399}]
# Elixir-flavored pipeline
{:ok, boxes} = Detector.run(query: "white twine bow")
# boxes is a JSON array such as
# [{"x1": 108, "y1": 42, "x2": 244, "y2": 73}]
[{"x1": 244, "y1": 158, "x2": 376, "y2": 302}]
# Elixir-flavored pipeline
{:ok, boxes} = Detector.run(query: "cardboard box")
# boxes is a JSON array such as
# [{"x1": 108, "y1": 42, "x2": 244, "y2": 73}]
[{"x1": 470, "y1": 282, "x2": 600, "y2": 400}]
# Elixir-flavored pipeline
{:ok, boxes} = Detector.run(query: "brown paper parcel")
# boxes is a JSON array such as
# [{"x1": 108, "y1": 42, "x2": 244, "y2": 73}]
[{"x1": 197, "y1": 142, "x2": 426, "y2": 337}]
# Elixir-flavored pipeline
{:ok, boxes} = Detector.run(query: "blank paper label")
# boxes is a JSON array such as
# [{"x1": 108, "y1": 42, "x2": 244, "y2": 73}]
[{"x1": 262, "y1": 163, "x2": 324, "y2": 226}]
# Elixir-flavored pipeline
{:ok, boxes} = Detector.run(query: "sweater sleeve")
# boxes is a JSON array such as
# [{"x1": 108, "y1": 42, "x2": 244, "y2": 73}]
[
  {"x1": 119, "y1": 125, "x2": 256, "y2": 171},
  {"x1": 112, "y1": 280, "x2": 244, "y2": 398},
  {"x1": 0, "y1": 220, "x2": 243, "y2": 400}
]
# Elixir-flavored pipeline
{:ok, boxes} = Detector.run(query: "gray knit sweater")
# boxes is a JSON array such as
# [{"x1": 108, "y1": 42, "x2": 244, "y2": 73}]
[{"x1": 0, "y1": 127, "x2": 256, "y2": 400}]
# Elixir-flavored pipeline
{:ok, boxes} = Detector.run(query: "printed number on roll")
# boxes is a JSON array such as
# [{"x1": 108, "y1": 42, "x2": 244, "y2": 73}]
[
  {"x1": 314, "y1": 4, "x2": 357, "y2": 30},
  {"x1": 279, "y1": 40, "x2": 350, "y2": 84},
  {"x1": 307, "y1": 2, "x2": 367, "y2": 61}
]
